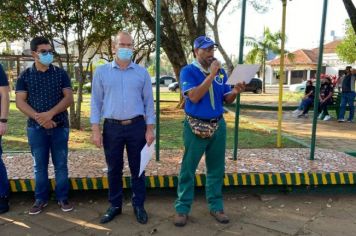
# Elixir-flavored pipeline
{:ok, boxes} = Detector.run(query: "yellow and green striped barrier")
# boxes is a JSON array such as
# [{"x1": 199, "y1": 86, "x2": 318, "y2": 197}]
[{"x1": 9, "y1": 172, "x2": 356, "y2": 192}]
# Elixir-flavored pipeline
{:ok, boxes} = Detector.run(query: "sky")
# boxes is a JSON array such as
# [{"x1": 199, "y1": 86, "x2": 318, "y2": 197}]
[{"x1": 214, "y1": 0, "x2": 354, "y2": 60}]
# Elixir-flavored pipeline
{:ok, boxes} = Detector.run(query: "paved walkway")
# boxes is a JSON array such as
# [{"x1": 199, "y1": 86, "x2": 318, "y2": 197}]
[
  {"x1": 239, "y1": 109, "x2": 356, "y2": 152},
  {"x1": 237, "y1": 94, "x2": 356, "y2": 153},
  {"x1": 2, "y1": 191, "x2": 356, "y2": 235}
]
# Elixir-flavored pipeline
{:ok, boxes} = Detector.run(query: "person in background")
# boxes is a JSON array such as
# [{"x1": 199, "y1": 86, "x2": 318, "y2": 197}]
[
  {"x1": 0, "y1": 64, "x2": 10, "y2": 214},
  {"x1": 337, "y1": 66, "x2": 351, "y2": 92},
  {"x1": 293, "y1": 80, "x2": 315, "y2": 118},
  {"x1": 318, "y1": 77, "x2": 334, "y2": 121},
  {"x1": 338, "y1": 66, "x2": 355, "y2": 122}
]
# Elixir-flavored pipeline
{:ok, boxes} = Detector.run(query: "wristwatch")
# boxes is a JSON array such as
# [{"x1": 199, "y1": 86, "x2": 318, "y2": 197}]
[{"x1": 0, "y1": 119, "x2": 8, "y2": 123}]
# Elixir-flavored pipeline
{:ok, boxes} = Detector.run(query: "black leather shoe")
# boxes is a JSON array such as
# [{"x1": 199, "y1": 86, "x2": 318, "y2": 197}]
[
  {"x1": 133, "y1": 206, "x2": 148, "y2": 224},
  {"x1": 100, "y1": 206, "x2": 122, "y2": 224}
]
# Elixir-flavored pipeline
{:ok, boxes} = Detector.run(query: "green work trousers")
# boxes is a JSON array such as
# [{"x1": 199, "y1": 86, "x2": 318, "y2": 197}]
[{"x1": 175, "y1": 118, "x2": 226, "y2": 214}]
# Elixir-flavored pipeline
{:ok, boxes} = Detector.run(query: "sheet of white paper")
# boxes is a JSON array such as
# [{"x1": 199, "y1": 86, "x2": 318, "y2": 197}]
[
  {"x1": 227, "y1": 64, "x2": 260, "y2": 85},
  {"x1": 139, "y1": 142, "x2": 155, "y2": 177}
]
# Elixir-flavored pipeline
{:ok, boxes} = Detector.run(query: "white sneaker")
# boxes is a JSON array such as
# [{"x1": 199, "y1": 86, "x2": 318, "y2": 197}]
[
  {"x1": 293, "y1": 109, "x2": 301, "y2": 114},
  {"x1": 297, "y1": 113, "x2": 308, "y2": 118},
  {"x1": 294, "y1": 110, "x2": 302, "y2": 117},
  {"x1": 338, "y1": 119, "x2": 345, "y2": 122},
  {"x1": 323, "y1": 115, "x2": 331, "y2": 121},
  {"x1": 318, "y1": 113, "x2": 323, "y2": 119}
]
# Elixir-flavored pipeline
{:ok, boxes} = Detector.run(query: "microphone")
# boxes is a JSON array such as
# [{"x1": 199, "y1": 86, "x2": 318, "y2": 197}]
[{"x1": 212, "y1": 57, "x2": 223, "y2": 77}]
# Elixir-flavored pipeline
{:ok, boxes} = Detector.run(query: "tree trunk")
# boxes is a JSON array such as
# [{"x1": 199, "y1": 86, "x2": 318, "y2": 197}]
[
  {"x1": 262, "y1": 56, "x2": 266, "y2": 93},
  {"x1": 207, "y1": 0, "x2": 234, "y2": 75},
  {"x1": 207, "y1": 20, "x2": 234, "y2": 75},
  {"x1": 71, "y1": 59, "x2": 85, "y2": 130},
  {"x1": 343, "y1": 0, "x2": 356, "y2": 34},
  {"x1": 179, "y1": 0, "x2": 207, "y2": 45},
  {"x1": 130, "y1": 0, "x2": 208, "y2": 109},
  {"x1": 130, "y1": 0, "x2": 188, "y2": 109},
  {"x1": 171, "y1": 64, "x2": 185, "y2": 109}
]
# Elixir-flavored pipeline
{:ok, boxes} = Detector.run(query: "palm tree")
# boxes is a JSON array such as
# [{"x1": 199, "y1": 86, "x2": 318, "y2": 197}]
[{"x1": 245, "y1": 27, "x2": 283, "y2": 93}]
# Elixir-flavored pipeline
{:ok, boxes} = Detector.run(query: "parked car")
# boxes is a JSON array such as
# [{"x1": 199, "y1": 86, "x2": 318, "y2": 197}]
[
  {"x1": 151, "y1": 76, "x2": 156, "y2": 84},
  {"x1": 289, "y1": 80, "x2": 307, "y2": 92},
  {"x1": 168, "y1": 81, "x2": 179, "y2": 92},
  {"x1": 83, "y1": 82, "x2": 92, "y2": 93},
  {"x1": 159, "y1": 75, "x2": 176, "y2": 85},
  {"x1": 151, "y1": 76, "x2": 176, "y2": 85},
  {"x1": 244, "y1": 78, "x2": 262, "y2": 94}
]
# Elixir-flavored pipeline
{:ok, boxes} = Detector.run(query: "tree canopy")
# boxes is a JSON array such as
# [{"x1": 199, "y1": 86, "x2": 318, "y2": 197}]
[
  {"x1": 336, "y1": 19, "x2": 356, "y2": 64},
  {"x1": 245, "y1": 27, "x2": 282, "y2": 93}
]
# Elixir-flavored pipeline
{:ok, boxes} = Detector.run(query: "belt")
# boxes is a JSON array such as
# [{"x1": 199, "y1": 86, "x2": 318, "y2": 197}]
[
  {"x1": 187, "y1": 115, "x2": 223, "y2": 123},
  {"x1": 105, "y1": 115, "x2": 144, "y2": 126}
]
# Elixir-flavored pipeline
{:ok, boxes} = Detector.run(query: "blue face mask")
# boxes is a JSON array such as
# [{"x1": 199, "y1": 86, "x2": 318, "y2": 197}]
[
  {"x1": 39, "y1": 53, "x2": 54, "y2": 66},
  {"x1": 116, "y1": 48, "x2": 133, "y2": 61}
]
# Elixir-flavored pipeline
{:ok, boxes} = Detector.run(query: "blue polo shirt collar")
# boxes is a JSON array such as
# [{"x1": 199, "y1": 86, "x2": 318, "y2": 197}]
[{"x1": 111, "y1": 60, "x2": 135, "y2": 70}]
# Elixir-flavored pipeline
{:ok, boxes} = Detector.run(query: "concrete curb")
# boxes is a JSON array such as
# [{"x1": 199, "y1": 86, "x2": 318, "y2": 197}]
[{"x1": 9, "y1": 172, "x2": 356, "y2": 192}]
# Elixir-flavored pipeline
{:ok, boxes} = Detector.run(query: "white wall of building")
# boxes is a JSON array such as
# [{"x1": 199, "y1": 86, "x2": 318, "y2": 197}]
[
  {"x1": 265, "y1": 65, "x2": 276, "y2": 84},
  {"x1": 0, "y1": 40, "x2": 28, "y2": 54},
  {"x1": 325, "y1": 67, "x2": 339, "y2": 76}
]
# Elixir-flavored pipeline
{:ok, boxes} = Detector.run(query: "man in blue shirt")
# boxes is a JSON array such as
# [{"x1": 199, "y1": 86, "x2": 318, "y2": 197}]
[
  {"x1": 174, "y1": 36, "x2": 245, "y2": 227},
  {"x1": 338, "y1": 66, "x2": 356, "y2": 122},
  {"x1": 90, "y1": 31, "x2": 155, "y2": 224},
  {"x1": 0, "y1": 64, "x2": 10, "y2": 214},
  {"x1": 16, "y1": 36, "x2": 74, "y2": 215}
]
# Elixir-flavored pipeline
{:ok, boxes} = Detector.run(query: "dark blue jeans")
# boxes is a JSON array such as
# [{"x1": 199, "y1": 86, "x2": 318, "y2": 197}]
[
  {"x1": 338, "y1": 92, "x2": 356, "y2": 121},
  {"x1": 0, "y1": 136, "x2": 9, "y2": 197},
  {"x1": 301, "y1": 98, "x2": 313, "y2": 114},
  {"x1": 27, "y1": 126, "x2": 70, "y2": 202},
  {"x1": 102, "y1": 118, "x2": 146, "y2": 208},
  {"x1": 318, "y1": 99, "x2": 332, "y2": 116}
]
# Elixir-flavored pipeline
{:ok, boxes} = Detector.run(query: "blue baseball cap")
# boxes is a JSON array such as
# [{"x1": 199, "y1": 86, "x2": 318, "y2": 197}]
[{"x1": 194, "y1": 36, "x2": 218, "y2": 49}]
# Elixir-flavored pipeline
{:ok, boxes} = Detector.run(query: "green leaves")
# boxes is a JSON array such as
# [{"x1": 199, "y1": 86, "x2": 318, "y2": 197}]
[
  {"x1": 245, "y1": 27, "x2": 282, "y2": 64},
  {"x1": 336, "y1": 20, "x2": 356, "y2": 64},
  {"x1": 0, "y1": 0, "x2": 30, "y2": 41}
]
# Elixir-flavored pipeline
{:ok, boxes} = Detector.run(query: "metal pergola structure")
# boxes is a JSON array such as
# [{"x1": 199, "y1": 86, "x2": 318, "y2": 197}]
[{"x1": 154, "y1": 0, "x2": 329, "y2": 161}]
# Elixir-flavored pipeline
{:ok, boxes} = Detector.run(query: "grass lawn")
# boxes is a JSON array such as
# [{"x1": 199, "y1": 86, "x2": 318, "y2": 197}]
[
  {"x1": 3, "y1": 94, "x2": 302, "y2": 151},
  {"x1": 153, "y1": 90, "x2": 305, "y2": 104},
  {"x1": 159, "y1": 102, "x2": 302, "y2": 149},
  {"x1": 283, "y1": 92, "x2": 304, "y2": 103},
  {"x1": 153, "y1": 91, "x2": 180, "y2": 101}
]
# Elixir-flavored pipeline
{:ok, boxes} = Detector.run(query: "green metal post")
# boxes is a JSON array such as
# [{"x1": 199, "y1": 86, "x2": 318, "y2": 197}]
[
  {"x1": 310, "y1": 0, "x2": 328, "y2": 160},
  {"x1": 155, "y1": 0, "x2": 161, "y2": 161},
  {"x1": 233, "y1": 0, "x2": 247, "y2": 160}
]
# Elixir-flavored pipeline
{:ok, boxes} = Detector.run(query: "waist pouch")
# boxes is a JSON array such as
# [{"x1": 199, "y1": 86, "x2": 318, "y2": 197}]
[{"x1": 186, "y1": 116, "x2": 219, "y2": 139}]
